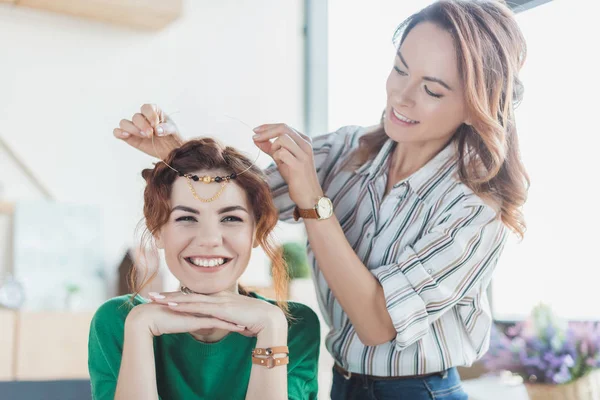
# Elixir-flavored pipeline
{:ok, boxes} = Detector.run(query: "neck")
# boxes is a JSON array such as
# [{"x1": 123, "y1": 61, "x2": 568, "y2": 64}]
[
  {"x1": 183, "y1": 282, "x2": 240, "y2": 344},
  {"x1": 389, "y1": 139, "x2": 450, "y2": 183}
]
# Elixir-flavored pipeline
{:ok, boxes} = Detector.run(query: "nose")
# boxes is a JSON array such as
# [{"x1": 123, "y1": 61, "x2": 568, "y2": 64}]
[
  {"x1": 391, "y1": 80, "x2": 417, "y2": 109},
  {"x1": 192, "y1": 224, "x2": 223, "y2": 248}
]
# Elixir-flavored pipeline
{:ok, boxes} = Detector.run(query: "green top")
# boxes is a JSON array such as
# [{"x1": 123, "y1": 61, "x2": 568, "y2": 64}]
[{"x1": 88, "y1": 293, "x2": 320, "y2": 400}]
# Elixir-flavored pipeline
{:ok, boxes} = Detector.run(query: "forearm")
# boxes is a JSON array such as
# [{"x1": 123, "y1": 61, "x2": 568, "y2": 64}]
[
  {"x1": 115, "y1": 318, "x2": 159, "y2": 400},
  {"x1": 245, "y1": 317, "x2": 288, "y2": 400},
  {"x1": 304, "y1": 216, "x2": 396, "y2": 345}
]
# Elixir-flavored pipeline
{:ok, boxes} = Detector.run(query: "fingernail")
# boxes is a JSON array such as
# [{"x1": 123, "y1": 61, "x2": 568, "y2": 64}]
[
  {"x1": 168, "y1": 302, "x2": 178, "y2": 307},
  {"x1": 121, "y1": 132, "x2": 130, "y2": 138},
  {"x1": 149, "y1": 292, "x2": 165, "y2": 299},
  {"x1": 253, "y1": 126, "x2": 263, "y2": 133},
  {"x1": 140, "y1": 131, "x2": 148, "y2": 137},
  {"x1": 252, "y1": 134, "x2": 261, "y2": 140},
  {"x1": 156, "y1": 126, "x2": 164, "y2": 135},
  {"x1": 236, "y1": 324, "x2": 246, "y2": 329},
  {"x1": 146, "y1": 129, "x2": 153, "y2": 137}
]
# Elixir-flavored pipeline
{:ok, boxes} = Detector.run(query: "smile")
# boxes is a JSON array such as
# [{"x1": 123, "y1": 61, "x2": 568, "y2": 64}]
[
  {"x1": 185, "y1": 256, "x2": 231, "y2": 269},
  {"x1": 392, "y1": 108, "x2": 420, "y2": 124}
]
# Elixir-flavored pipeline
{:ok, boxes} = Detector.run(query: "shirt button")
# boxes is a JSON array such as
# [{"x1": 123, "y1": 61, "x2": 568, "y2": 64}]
[
  {"x1": 427, "y1": 269, "x2": 433, "y2": 274},
  {"x1": 366, "y1": 233, "x2": 372, "y2": 239}
]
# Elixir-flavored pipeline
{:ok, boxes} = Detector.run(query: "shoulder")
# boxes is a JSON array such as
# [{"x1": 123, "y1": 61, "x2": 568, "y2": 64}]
[
  {"x1": 312, "y1": 125, "x2": 369, "y2": 153},
  {"x1": 91, "y1": 294, "x2": 146, "y2": 331},
  {"x1": 287, "y1": 301, "x2": 320, "y2": 334}
]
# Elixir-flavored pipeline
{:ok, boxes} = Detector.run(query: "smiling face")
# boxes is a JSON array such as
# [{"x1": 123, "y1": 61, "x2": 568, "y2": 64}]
[
  {"x1": 155, "y1": 169, "x2": 256, "y2": 294},
  {"x1": 384, "y1": 22, "x2": 470, "y2": 147}
]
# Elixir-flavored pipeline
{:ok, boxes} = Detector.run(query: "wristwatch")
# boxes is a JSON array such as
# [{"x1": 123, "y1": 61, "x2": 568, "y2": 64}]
[{"x1": 293, "y1": 196, "x2": 333, "y2": 221}]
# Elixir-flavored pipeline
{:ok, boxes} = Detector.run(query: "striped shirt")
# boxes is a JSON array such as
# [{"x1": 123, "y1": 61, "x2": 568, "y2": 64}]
[{"x1": 266, "y1": 125, "x2": 508, "y2": 376}]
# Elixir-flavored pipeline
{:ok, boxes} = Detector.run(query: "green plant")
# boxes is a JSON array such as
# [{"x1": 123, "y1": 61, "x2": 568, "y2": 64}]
[
  {"x1": 66, "y1": 283, "x2": 81, "y2": 295},
  {"x1": 274, "y1": 242, "x2": 310, "y2": 280}
]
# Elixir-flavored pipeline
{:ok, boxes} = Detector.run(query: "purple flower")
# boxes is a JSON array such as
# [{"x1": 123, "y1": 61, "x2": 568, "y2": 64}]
[{"x1": 482, "y1": 304, "x2": 600, "y2": 384}]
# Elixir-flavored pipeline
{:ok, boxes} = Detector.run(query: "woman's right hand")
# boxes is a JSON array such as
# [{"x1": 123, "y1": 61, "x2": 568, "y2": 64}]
[
  {"x1": 113, "y1": 104, "x2": 184, "y2": 158},
  {"x1": 125, "y1": 301, "x2": 246, "y2": 337}
]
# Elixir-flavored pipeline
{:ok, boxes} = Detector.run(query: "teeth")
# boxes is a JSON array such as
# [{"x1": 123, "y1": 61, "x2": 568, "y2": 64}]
[
  {"x1": 392, "y1": 108, "x2": 417, "y2": 124},
  {"x1": 189, "y1": 257, "x2": 226, "y2": 268}
]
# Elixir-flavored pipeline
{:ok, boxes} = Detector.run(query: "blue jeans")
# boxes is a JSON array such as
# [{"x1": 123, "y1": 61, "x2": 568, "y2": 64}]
[{"x1": 330, "y1": 367, "x2": 468, "y2": 400}]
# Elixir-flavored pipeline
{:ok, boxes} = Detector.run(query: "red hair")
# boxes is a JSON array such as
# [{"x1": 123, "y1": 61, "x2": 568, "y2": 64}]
[{"x1": 131, "y1": 138, "x2": 289, "y2": 313}]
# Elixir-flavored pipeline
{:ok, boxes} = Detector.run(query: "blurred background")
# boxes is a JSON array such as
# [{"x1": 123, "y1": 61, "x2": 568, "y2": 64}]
[{"x1": 0, "y1": 0, "x2": 597, "y2": 399}]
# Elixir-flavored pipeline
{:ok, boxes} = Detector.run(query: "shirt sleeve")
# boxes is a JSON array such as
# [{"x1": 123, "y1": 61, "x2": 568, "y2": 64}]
[
  {"x1": 265, "y1": 125, "x2": 361, "y2": 222},
  {"x1": 370, "y1": 197, "x2": 508, "y2": 351},
  {"x1": 88, "y1": 297, "x2": 163, "y2": 400},
  {"x1": 88, "y1": 299, "x2": 127, "y2": 400},
  {"x1": 286, "y1": 303, "x2": 321, "y2": 400}
]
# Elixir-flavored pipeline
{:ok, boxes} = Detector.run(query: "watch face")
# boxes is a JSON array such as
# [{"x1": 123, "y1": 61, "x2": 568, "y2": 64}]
[{"x1": 316, "y1": 197, "x2": 333, "y2": 219}]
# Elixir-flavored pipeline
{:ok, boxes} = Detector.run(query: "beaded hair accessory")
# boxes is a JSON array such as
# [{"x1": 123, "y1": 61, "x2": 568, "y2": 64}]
[{"x1": 151, "y1": 115, "x2": 261, "y2": 203}]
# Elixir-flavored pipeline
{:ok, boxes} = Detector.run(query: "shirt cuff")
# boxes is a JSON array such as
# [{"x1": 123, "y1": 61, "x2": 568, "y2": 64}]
[{"x1": 371, "y1": 246, "x2": 433, "y2": 350}]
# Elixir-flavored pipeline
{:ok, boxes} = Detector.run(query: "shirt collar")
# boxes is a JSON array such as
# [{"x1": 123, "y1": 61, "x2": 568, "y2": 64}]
[{"x1": 358, "y1": 138, "x2": 459, "y2": 200}]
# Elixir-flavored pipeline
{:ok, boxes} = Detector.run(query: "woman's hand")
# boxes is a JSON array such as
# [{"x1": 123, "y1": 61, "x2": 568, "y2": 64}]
[
  {"x1": 148, "y1": 291, "x2": 288, "y2": 338},
  {"x1": 252, "y1": 123, "x2": 324, "y2": 209},
  {"x1": 113, "y1": 103, "x2": 183, "y2": 158},
  {"x1": 126, "y1": 299, "x2": 246, "y2": 337}
]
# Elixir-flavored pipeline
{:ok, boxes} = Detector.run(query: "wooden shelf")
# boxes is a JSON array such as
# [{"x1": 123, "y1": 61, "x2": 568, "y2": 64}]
[{"x1": 8, "y1": 0, "x2": 182, "y2": 30}]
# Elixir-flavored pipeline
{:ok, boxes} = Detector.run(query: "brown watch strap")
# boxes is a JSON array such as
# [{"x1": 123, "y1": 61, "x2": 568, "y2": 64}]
[
  {"x1": 252, "y1": 355, "x2": 290, "y2": 368},
  {"x1": 293, "y1": 206, "x2": 318, "y2": 221}
]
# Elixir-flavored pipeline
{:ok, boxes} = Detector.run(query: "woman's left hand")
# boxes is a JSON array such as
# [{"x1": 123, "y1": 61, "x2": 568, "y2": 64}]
[
  {"x1": 252, "y1": 123, "x2": 323, "y2": 209},
  {"x1": 148, "y1": 291, "x2": 287, "y2": 337}
]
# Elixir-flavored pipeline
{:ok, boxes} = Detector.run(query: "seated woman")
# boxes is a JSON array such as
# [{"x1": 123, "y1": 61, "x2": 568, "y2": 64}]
[{"x1": 88, "y1": 138, "x2": 320, "y2": 400}]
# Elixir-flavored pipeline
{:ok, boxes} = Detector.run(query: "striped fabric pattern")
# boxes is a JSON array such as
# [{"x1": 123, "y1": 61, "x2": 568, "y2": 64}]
[{"x1": 266, "y1": 125, "x2": 508, "y2": 376}]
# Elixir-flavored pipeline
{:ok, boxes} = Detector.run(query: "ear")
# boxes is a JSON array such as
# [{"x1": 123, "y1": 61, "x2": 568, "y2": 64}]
[
  {"x1": 154, "y1": 231, "x2": 165, "y2": 250},
  {"x1": 252, "y1": 232, "x2": 260, "y2": 249}
]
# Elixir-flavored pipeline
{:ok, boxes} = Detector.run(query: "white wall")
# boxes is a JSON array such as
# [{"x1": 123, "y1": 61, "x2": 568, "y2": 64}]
[
  {"x1": 0, "y1": 0, "x2": 306, "y2": 292},
  {"x1": 328, "y1": 0, "x2": 436, "y2": 131}
]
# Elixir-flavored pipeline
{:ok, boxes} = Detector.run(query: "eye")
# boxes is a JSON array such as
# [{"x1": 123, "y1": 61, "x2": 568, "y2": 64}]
[
  {"x1": 393, "y1": 65, "x2": 407, "y2": 76},
  {"x1": 424, "y1": 85, "x2": 443, "y2": 98},
  {"x1": 175, "y1": 216, "x2": 197, "y2": 222},
  {"x1": 222, "y1": 216, "x2": 243, "y2": 223}
]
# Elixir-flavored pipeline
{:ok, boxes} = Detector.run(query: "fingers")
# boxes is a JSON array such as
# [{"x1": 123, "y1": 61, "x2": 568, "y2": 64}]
[
  {"x1": 119, "y1": 119, "x2": 145, "y2": 138},
  {"x1": 149, "y1": 291, "x2": 221, "y2": 303},
  {"x1": 271, "y1": 135, "x2": 305, "y2": 160},
  {"x1": 253, "y1": 123, "x2": 312, "y2": 154},
  {"x1": 133, "y1": 113, "x2": 153, "y2": 137},
  {"x1": 155, "y1": 121, "x2": 179, "y2": 137},
  {"x1": 113, "y1": 128, "x2": 130, "y2": 139},
  {"x1": 140, "y1": 104, "x2": 178, "y2": 137},
  {"x1": 190, "y1": 316, "x2": 245, "y2": 332},
  {"x1": 141, "y1": 104, "x2": 161, "y2": 128},
  {"x1": 272, "y1": 148, "x2": 297, "y2": 167}
]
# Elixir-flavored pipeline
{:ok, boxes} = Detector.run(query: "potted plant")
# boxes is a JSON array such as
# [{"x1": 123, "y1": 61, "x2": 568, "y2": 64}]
[
  {"x1": 268, "y1": 242, "x2": 311, "y2": 300},
  {"x1": 483, "y1": 304, "x2": 600, "y2": 400}
]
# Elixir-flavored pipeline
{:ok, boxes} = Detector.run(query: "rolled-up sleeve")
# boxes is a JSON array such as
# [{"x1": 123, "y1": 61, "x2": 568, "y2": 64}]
[
  {"x1": 265, "y1": 125, "x2": 361, "y2": 221},
  {"x1": 371, "y1": 199, "x2": 507, "y2": 350}
]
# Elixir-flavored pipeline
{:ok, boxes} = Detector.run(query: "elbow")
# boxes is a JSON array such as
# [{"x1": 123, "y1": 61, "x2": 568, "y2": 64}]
[{"x1": 357, "y1": 327, "x2": 397, "y2": 347}]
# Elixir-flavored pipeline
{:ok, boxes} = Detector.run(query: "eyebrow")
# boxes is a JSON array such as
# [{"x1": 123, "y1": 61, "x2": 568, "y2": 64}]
[
  {"x1": 396, "y1": 50, "x2": 453, "y2": 91},
  {"x1": 171, "y1": 205, "x2": 249, "y2": 215}
]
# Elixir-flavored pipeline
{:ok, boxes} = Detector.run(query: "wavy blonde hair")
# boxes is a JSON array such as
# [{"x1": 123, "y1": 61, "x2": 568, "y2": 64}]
[{"x1": 351, "y1": 0, "x2": 529, "y2": 238}]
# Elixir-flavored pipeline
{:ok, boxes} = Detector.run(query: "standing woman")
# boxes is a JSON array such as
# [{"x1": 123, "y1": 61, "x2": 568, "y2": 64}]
[{"x1": 114, "y1": 1, "x2": 529, "y2": 398}]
